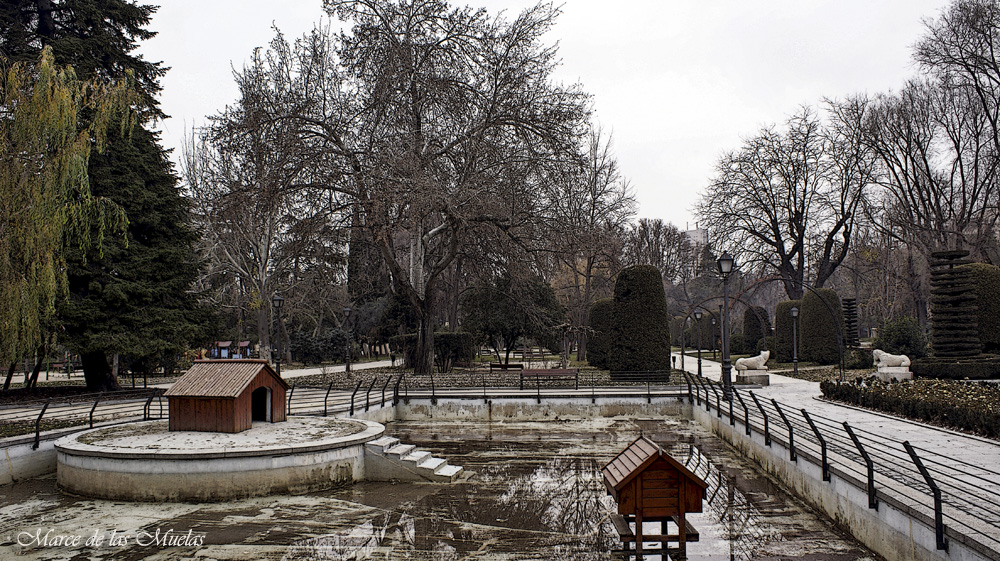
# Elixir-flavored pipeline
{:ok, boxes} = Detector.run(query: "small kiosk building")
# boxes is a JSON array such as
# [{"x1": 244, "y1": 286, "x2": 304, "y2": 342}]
[
  {"x1": 603, "y1": 435, "x2": 708, "y2": 558},
  {"x1": 164, "y1": 359, "x2": 288, "y2": 433}
]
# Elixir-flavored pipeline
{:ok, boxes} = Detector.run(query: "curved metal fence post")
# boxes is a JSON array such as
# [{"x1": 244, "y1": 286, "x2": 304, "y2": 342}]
[
  {"x1": 707, "y1": 379, "x2": 722, "y2": 418},
  {"x1": 365, "y1": 377, "x2": 377, "y2": 412},
  {"x1": 801, "y1": 409, "x2": 830, "y2": 481},
  {"x1": 33, "y1": 400, "x2": 51, "y2": 450},
  {"x1": 844, "y1": 422, "x2": 878, "y2": 510},
  {"x1": 771, "y1": 399, "x2": 796, "y2": 462},
  {"x1": 749, "y1": 392, "x2": 770, "y2": 446},
  {"x1": 324, "y1": 382, "x2": 334, "y2": 417},
  {"x1": 350, "y1": 380, "x2": 362, "y2": 416},
  {"x1": 381, "y1": 376, "x2": 391, "y2": 408},
  {"x1": 286, "y1": 384, "x2": 296, "y2": 414},
  {"x1": 733, "y1": 389, "x2": 751, "y2": 435},
  {"x1": 904, "y1": 441, "x2": 948, "y2": 551},
  {"x1": 697, "y1": 377, "x2": 712, "y2": 412},
  {"x1": 680, "y1": 370, "x2": 693, "y2": 403},
  {"x1": 393, "y1": 374, "x2": 403, "y2": 405},
  {"x1": 143, "y1": 395, "x2": 155, "y2": 421},
  {"x1": 89, "y1": 393, "x2": 103, "y2": 428}
]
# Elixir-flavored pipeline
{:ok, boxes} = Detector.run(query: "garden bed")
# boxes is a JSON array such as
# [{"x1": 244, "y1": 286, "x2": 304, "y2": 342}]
[{"x1": 820, "y1": 378, "x2": 1000, "y2": 440}]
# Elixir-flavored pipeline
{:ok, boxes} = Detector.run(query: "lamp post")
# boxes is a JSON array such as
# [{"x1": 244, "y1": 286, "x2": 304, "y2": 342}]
[
  {"x1": 717, "y1": 252, "x2": 735, "y2": 401},
  {"x1": 271, "y1": 294, "x2": 284, "y2": 378},
  {"x1": 711, "y1": 317, "x2": 717, "y2": 360},
  {"x1": 344, "y1": 306, "x2": 352, "y2": 374},
  {"x1": 791, "y1": 306, "x2": 799, "y2": 378},
  {"x1": 693, "y1": 308, "x2": 703, "y2": 377}
]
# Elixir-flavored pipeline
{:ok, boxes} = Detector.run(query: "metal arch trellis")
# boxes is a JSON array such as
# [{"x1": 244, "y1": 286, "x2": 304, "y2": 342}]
[{"x1": 729, "y1": 275, "x2": 849, "y2": 381}]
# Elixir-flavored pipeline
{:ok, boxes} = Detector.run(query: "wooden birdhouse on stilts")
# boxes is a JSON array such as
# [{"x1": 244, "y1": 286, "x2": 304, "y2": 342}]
[{"x1": 603, "y1": 436, "x2": 708, "y2": 559}]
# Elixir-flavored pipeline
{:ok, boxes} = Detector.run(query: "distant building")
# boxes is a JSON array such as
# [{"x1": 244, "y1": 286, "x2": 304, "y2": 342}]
[{"x1": 683, "y1": 226, "x2": 708, "y2": 247}]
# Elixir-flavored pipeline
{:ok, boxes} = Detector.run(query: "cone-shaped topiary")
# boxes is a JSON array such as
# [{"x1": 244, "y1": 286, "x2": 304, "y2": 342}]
[
  {"x1": 610, "y1": 265, "x2": 671, "y2": 374},
  {"x1": 742, "y1": 306, "x2": 771, "y2": 352},
  {"x1": 800, "y1": 288, "x2": 844, "y2": 365},
  {"x1": 587, "y1": 298, "x2": 614, "y2": 369}
]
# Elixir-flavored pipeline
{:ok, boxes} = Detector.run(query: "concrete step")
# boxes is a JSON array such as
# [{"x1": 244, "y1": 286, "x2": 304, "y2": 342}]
[
  {"x1": 434, "y1": 464, "x2": 463, "y2": 481},
  {"x1": 386, "y1": 444, "x2": 416, "y2": 458},
  {"x1": 365, "y1": 436, "x2": 399, "y2": 453},
  {"x1": 402, "y1": 450, "x2": 432, "y2": 464},
  {"x1": 418, "y1": 457, "x2": 446, "y2": 472}
]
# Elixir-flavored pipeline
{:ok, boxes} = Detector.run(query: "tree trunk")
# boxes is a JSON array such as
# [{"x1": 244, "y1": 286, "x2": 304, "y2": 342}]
[
  {"x1": 81, "y1": 351, "x2": 120, "y2": 392},
  {"x1": 415, "y1": 312, "x2": 435, "y2": 376},
  {"x1": 26, "y1": 348, "x2": 45, "y2": 389},
  {"x1": 3, "y1": 362, "x2": 14, "y2": 392}
]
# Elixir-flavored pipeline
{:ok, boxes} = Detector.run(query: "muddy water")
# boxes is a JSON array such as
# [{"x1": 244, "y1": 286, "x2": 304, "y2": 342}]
[{"x1": 0, "y1": 416, "x2": 879, "y2": 560}]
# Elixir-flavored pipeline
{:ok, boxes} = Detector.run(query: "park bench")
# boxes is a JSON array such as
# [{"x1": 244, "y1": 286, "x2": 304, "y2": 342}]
[
  {"x1": 519, "y1": 368, "x2": 578, "y2": 390},
  {"x1": 489, "y1": 362, "x2": 524, "y2": 373}
]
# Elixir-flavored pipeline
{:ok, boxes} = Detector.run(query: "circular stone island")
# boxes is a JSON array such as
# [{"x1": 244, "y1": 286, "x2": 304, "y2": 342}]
[{"x1": 55, "y1": 417, "x2": 384, "y2": 501}]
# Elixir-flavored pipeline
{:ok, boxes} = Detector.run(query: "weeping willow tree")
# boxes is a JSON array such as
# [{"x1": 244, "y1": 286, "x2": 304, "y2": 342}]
[{"x1": 0, "y1": 46, "x2": 133, "y2": 381}]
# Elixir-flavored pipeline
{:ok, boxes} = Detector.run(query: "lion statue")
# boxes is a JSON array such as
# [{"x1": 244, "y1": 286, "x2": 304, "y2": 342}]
[
  {"x1": 872, "y1": 349, "x2": 910, "y2": 368},
  {"x1": 735, "y1": 350, "x2": 770, "y2": 371}
]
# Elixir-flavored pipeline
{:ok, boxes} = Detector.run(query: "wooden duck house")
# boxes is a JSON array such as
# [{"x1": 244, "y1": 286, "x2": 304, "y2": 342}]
[
  {"x1": 164, "y1": 359, "x2": 289, "y2": 433},
  {"x1": 603, "y1": 435, "x2": 708, "y2": 558}
]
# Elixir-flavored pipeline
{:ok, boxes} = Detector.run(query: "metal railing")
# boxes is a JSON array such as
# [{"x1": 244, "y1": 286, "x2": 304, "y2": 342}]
[{"x1": 686, "y1": 372, "x2": 1000, "y2": 557}]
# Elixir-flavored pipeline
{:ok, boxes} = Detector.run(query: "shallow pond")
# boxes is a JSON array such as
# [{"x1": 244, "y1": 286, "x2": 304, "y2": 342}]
[{"x1": 0, "y1": 416, "x2": 879, "y2": 560}]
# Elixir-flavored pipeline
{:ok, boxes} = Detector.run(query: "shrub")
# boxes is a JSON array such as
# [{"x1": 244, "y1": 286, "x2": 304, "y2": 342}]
[
  {"x1": 961, "y1": 262, "x2": 1000, "y2": 353},
  {"x1": 587, "y1": 298, "x2": 614, "y2": 369},
  {"x1": 873, "y1": 316, "x2": 927, "y2": 358},
  {"x1": 800, "y1": 288, "x2": 844, "y2": 365},
  {"x1": 609, "y1": 265, "x2": 671, "y2": 373},
  {"x1": 729, "y1": 332, "x2": 747, "y2": 355},
  {"x1": 844, "y1": 348, "x2": 874, "y2": 369},
  {"x1": 669, "y1": 316, "x2": 686, "y2": 347},
  {"x1": 773, "y1": 300, "x2": 801, "y2": 362},
  {"x1": 388, "y1": 331, "x2": 474, "y2": 372},
  {"x1": 756, "y1": 336, "x2": 774, "y2": 356},
  {"x1": 742, "y1": 306, "x2": 771, "y2": 350},
  {"x1": 290, "y1": 328, "x2": 348, "y2": 365}
]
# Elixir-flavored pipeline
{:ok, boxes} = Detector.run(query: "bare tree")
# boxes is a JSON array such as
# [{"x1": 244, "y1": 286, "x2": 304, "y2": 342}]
[
  {"x1": 249, "y1": 2, "x2": 590, "y2": 374},
  {"x1": 546, "y1": 126, "x2": 635, "y2": 360},
  {"x1": 697, "y1": 107, "x2": 871, "y2": 300}
]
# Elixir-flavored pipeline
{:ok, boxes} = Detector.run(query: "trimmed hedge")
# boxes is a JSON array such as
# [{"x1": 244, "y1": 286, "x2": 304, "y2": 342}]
[
  {"x1": 291, "y1": 327, "x2": 349, "y2": 365},
  {"x1": 961, "y1": 262, "x2": 1000, "y2": 353},
  {"x1": 388, "y1": 331, "x2": 475, "y2": 372},
  {"x1": 610, "y1": 265, "x2": 671, "y2": 372},
  {"x1": 774, "y1": 300, "x2": 801, "y2": 362},
  {"x1": 587, "y1": 298, "x2": 614, "y2": 369},
  {"x1": 742, "y1": 306, "x2": 771, "y2": 352},
  {"x1": 872, "y1": 316, "x2": 927, "y2": 358},
  {"x1": 820, "y1": 378, "x2": 1000, "y2": 439},
  {"x1": 800, "y1": 288, "x2": 843, "y2": 365}
]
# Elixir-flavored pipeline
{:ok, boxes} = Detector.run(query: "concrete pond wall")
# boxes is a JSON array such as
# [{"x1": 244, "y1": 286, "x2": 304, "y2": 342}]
[{"x1": 2, "y1": 393, "x2": 993, "y2": 561}]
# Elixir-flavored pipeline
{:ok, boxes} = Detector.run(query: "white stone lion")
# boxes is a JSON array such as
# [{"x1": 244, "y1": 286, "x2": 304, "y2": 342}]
[
  {"x1": 735, "y1": 350, "x2": 770, "y2": 371},
  {"x1": 872, "y1": 349, "x2": 910, "y2": 368}
]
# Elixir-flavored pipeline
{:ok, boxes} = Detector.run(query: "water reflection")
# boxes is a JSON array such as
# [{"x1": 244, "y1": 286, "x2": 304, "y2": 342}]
[{"x1": 283, "y1": 420, "x2": 863, "y2": 561}]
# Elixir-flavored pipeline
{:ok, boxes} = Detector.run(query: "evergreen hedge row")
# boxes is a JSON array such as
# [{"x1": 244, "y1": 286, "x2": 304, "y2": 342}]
[
  {"x1": 962, "y1": 262, "x2": 1000, "y2": 353},
  {"x1": 872, "y1": 316, "x2": 926, "y2": 358},
  {"x1": 610, "y1": 265, "x2": 671, "y2": 372},
  {"x1": 773, "y1": 300, "x2": 801, "y2": 362},
  {"x1": 800, "y1": 288, "x2": 843, "y2": 365},
  {"x1": 820, "y1": 378, "x2": 1000, "y2": 439},
  {"x1": 587, "y1": 298, "x2": 614, "y2": 369}
]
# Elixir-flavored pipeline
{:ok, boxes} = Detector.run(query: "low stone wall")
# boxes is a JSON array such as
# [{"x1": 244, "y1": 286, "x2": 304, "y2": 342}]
[{"x1": 395, "y1": 395, "x2": 686, "y2": 421}]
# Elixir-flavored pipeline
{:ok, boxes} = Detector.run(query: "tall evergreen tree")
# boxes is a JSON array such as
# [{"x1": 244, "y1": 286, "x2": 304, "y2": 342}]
[{"x1": 1, "y1": 0, "x2": 213, "y2": 390}]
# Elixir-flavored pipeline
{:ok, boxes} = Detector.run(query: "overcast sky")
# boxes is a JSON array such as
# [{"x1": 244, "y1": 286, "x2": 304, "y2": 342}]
[{"x1": 138, "y1": 0, "x2": 952, "y2": 229}]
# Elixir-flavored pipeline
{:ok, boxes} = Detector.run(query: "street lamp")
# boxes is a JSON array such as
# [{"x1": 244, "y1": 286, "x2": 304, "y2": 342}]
[
  {"x1": 271, "y1": 294, "x2": 284, "y2": 378},
  {"x1": 711, "y1": 317, "x2": 717, "y2": 360},
  {"x1": 344, "y1": 306, "x2": 352, "y2": 374},
  {"x1": 717, "y1": 252, "x2": 735, "y2": 401},
  {"x1": 693, "y1": 308, "x2": 703, "y2": 377},
  {"x1": 791, "y1": 306, "x2": 800, "y2": 378}
]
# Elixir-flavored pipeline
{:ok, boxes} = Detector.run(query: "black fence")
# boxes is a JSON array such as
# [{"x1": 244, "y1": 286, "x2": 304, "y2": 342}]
[{"x1": 683, "y1": 371, "x2": 1000, "y2": 558}]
